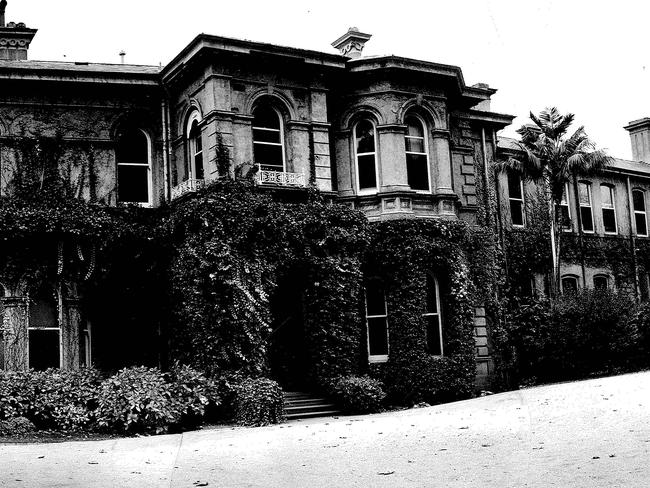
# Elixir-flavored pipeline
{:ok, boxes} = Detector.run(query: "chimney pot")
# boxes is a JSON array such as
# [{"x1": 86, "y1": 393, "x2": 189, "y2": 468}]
[{"x1": 0, "y1": 0, "x2": 37, "y2": 61}]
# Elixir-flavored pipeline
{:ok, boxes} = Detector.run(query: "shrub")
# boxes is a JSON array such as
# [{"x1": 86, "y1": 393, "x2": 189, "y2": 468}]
[
  {"x1": 167, "y1": 363, "x2": 221, "y2": 428},
  {"x1": 502, "y1": 289, "x2": 640, "y2": 384},
  {"x1": 96, "y1": 366, "x2": 178, "y2": 434},
  {"x1": 333, "y1": 375, "x2": 385, "y2": 414},
  {"x1": 0, "y1": 416, "x2": 36, "y2": 436},
  {"x1": 0, "y1": 368, "x2": 102, "y2": 431},
  {"x1": 231, "y1": 377, "x2": 284, "y2": 426},
  {"x1": 381, "y1": 354, "x2": 475, "y2": 406}
]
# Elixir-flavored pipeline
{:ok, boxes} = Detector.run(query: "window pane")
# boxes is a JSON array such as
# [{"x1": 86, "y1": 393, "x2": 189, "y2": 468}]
[
  {"x1": 407, "y1": 154, "x2": 429, "y2": 190},
  {"x1": 194, "y1": 153, "x2": 204, "y2": 180},
  {"x1": 355, "y1": 120, "x2": 375, "y2": 154},
  {"x1": 600, "y1": 185, "x2": 614, "y2": 207},
  {"x1": 29, "y1": 329, "x2": 59, "y2": 370},
  {"x1": 368, "y1": 317, "x2": 388, "y2": 356},
  {"x1": 193, "y1": 131, "x2": 202, "y2": 152},
  {"x1": 562, "y1": 277, "x2": 578, "y2": 294},
  {"x1": 425, "y1": 315, "x2": 442, "y2": 355},
  {"x1": 560, "y1": 205, "x2": 571, "y2": 229},
  {"x1": 510, "y1": 201, "x2": 524, "y2": 226},
  {"x1": 593, "y1": 276, "x2": 608, "y2": 290},
  {"x1": 118, "y1": 165, "x2": 149, "y2": 203},
  {"x1": 633, "y1": 190, "x2": 646, "y2": 212},
  {"x1": 636, "y1": 213, "x2": 648, "y2": 236},
  {"x1": 29, "y1": 293, "x2": 56, "y2": 328},
  {"x1": 578, "y1": 183, "x2": 591, "y2": 205},
  {"x1": 508, "y1": 173, "x2": 522, "y2": 199},
  {"x1": 560, "y1": 185, "x2": 569, "y2": 205},
  {"x1": 253, "y1": 128, "x2": 281, "y2": 144},
  {"x1": 581, "y1": 207, "x2": 594, "y2": 232},
  {"x1": 358, "y1": 154, "x2": 377, "y2": 189},
  {"x1": 405, "y1": 116, "x2": 424, "y2": 138},
  {"x1": 116, "y1": 130, "x2": 148, "y2": 164},
  {"x1": 425, "y1": 274, "x2": 438, "y2": 314},
  {"x1": 254, "y1": 143, "x2": 283, "y2": 170},
  {"x1": 405, "y1": 137, "x2": 425, "y2": 153},
  {"x1": 365, "y1": 282, "x2": 385, "y2": 316},
  {"x1": 253, "y1": 106, "x2": 281, "y2": 130},
  {"x1": 603, "y1": 208, "x2": 616, "y2": 233}
]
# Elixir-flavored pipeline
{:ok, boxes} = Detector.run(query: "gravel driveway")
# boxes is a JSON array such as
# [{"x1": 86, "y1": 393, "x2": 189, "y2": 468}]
[{"x1": 2, "y1": 371, "x2": 649, "y2": 487}]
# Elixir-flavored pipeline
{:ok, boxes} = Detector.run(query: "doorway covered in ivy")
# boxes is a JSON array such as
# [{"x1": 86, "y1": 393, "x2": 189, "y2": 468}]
[{"x1": 269, "y1": 269, "x2": 310, "y2": 391}]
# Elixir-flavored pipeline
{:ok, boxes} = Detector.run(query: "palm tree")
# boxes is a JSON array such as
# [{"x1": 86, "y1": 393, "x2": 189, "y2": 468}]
[{"x1": 498, "y1": 107, "x2": 613, "y2": 296}]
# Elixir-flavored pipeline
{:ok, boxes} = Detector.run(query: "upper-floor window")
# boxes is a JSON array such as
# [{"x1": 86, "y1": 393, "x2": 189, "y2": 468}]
[
  {"x1": 404, "y1": 115, "x2": 429, "y2": 191},
  {"x1": 600, "y1": 185, "x2": 617, "y2": 234},
  {"x1": 507, "y1": 172, "x2": 525, "y2": 227},
  {"x1": 116, "y1": 129, "x2": 152, "y2": 205},
  {"x1": 354, "y1": 119, "x2": 378, "y2": 192},
  {"x1": 253, "y1": 105, "x2": 285, "y2": 172},
  {"x1": 186, "y1": 113, "x2": 204, "y2": 180},
  {"x1": 593, "y1": 275, "x2": 609, "y2": 290},
  {"x1": 364, "y1": 279, "x2": 388, "y2": 363},
  {"x1": 561, "y1": 275, "x2": 579, "y2": 294},
  {"x1": 578, "y1": 182, "x2": 594, "y2": 233},
  {"x1": 423, "y1": 273, "x2": 443, "y2": 356},
  {"x1": 633, "y1": 189, "x2": 648, "y2": 237},
  {"x1": 558, "y1": 183, "x2": 572, "y2": 230}
]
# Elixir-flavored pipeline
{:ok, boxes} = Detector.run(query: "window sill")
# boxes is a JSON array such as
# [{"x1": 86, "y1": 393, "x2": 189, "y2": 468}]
[{"x1": 368, "y1": 355, "x2": 388, "y2": 363}]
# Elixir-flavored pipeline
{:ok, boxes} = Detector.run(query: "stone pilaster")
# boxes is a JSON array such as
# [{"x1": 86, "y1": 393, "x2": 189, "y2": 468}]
[
  {"x1": 1, "y1": 296, "x2": 28, "y2": 370},
  {"x1": 62, "y1": 298, "x2": 82, "y2": 370},
  {"x1": 377, "y1": 124, "x2": 409, "y2": 193}
]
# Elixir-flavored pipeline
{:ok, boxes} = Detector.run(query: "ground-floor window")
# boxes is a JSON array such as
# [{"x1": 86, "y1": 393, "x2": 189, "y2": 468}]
[
  {"x1": 423, "y1": 273, "x2": 443, "y2": 355},
  {"x1": 28, "y1": 288, "x2": 60, "y2": 370},
  {"x1": 81, "y1": 321, "x2": 92, "y2": 367},
  {"x1": 561, "y1": 275, "x2": 579, "y2": 294},
  {"x1": 364, "y1": 279, "x2": 388, "y2": 363}
]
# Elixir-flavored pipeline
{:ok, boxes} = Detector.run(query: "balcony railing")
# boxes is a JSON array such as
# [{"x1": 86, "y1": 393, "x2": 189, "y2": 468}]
[
  {"x1": 171, "y1": 178, "x2": 205, "y2": 200},
  {"x1": 256, "y1": 167, "x2": 305, "y2": 187}
]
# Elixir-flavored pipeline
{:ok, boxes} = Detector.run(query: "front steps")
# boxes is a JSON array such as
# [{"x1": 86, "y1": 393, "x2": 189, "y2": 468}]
[{"x1": 283, "y1": 391, "x2": 342, "y2": 420}]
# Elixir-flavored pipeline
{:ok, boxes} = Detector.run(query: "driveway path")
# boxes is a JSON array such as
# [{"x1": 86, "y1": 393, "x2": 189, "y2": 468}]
[{"x1": 2, "y1": 371, "x2": 650, "y2": 487}]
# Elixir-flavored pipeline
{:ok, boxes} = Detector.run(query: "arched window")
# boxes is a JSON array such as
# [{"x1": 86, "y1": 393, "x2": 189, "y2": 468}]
[
  {"x1": 354, "y1": 119, "x2": 378, "y2": 192},
  {"x1": 364, "y1": 278, "x2": 388, "y2": 362},
  {"x1": 561, "y1": 275, "x2": 579, "y2": 294},
  {"x1": 116, "y1": 129, "x2": 152, "y2": 205},
  {"x1": 633, "y1": 189, "x2": 648, "y2": 237},
  {"x1": 558, "y1": 183, "x2": 572, "y2": 230},
  {"x1": 252, "y1": 105, "x2": 285, "y2": 172},
  {"x1": 423, "y1": 273, "x2": 443, "y2": 355},
  {"x1": 600, "y1": 184, "x2": 617, "y2": 234},
  {"x1": 404, "y1": 115, "x2": 429, "y2": 191},
  {"x1": 186, "y1": 112, "x2": 204, "y2": 180},
  {"x1": 593, "y1": 275, "x2": 609, "y2": 290},
  {"x1": 28, "y1": 286, "x2": 60, "y2": 370}
]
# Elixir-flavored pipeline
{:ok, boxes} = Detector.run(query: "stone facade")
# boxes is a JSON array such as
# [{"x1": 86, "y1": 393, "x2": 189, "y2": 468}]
[{"x1": 0, "y1": 4, "x2": 515, "y2": 390}]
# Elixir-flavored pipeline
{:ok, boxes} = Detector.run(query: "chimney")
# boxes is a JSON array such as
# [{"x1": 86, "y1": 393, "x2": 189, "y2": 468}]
[
  {"x1": 332, "y1": 27, "x2": 372, "y2": 59},
  {"x1": 472, "y1": 83, "x2": 491, "y2": 111},
  {"x1": 0, "y1": 1, "x2": 37, "y2": 61},
  {"x1": 624, "y1": 118, "x2": 650, "y2": 163}
]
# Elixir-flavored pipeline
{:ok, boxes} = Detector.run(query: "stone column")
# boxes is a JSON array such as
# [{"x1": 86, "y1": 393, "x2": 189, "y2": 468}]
[
  {"x1": 432, "y1": 129, "x2": 454, "y2": 194},
  {"x1": 1, "y1": 296, "x2": 28, "y2": 370},
  {"x1": 62, "y1": 298, "x2": 81, "y2": 370},
  {"x1": 377, "y1": 124, "x2": 409, "y2": 193}
]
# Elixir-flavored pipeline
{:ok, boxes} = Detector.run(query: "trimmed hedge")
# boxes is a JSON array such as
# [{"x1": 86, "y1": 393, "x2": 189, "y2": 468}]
[
  {"x1": 0, "y1": 366, "x2": 220, "y2": 435},
  {"x1": 333, "y1": 375, "x2": 385, "y2": 414},
  {"x1": 231, "y1": 377, "x2": 284, "y2": 426}
]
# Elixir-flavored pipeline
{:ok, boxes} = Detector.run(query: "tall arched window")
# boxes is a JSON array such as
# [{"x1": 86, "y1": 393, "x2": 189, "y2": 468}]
[
  {"x1": 186, "y1": 112, "x2": 204, "y2": 180},
  {"x1": 28, "y1": 286, "x2": 60, "y2": 370},
  {"x1": 252, "y1": 105, "x2": 285, "y2": 172},
  {"x1": 364, "y1": 278, "x2": 388, "y2": 363},
  {"x1": 404, "y1": 115, "x2": 430, "y2": 191},
  {"x1": 116, "y1": 129, "x2": 152, "y2": 205},
  {"x1": 600, "y1": 184, "x2": 617, "y2": 234},
  {"x1": 423, "y1": 273, "x2": 443, "y2": 355},
  {"x1": 354, "y1": 119, "x2": 378, "y2": 192}
]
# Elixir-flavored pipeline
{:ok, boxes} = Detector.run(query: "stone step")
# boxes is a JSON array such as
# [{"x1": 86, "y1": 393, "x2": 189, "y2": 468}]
[
  {"x1": 285, "y1": 409, "x2": 341, "y2": 420},
  {"x1": 285, "y1": 403, "x2": 338, "y2": 414},
  {"x1": 284, "y1": 397, "x2": 330, "y2": 406}
]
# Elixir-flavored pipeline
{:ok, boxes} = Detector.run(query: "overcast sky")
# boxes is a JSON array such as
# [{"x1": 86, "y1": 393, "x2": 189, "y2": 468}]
[{"x1": 8, "y1": 0, "x2": 650, "y2": 159}]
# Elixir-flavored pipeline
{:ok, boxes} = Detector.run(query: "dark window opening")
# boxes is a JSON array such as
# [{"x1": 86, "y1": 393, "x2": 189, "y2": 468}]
[
  {"x1": 561, "y1": 276, "x2": 579, "y2": 294},
  {"x1": 423, "y1": 274, "x2": 443, "y2": 356},
  {"x1": 355, "y1": 120, "x2": 377, "y2": 190},
  {"x1": 116, "y1": 129, "x2": 150, "y2": 204},
  {"x1": 365, "y1": 280, "x2": 388, "y2": 359},
  {"x1": 593, "y1": 275, "x2": 609, "y2": 290},
  {"x1": 405, "y1": 116, "x2": 429, "y2": 191},
  {"x1": 508, "y1": 172, "x2": 525, "y2": 226}
]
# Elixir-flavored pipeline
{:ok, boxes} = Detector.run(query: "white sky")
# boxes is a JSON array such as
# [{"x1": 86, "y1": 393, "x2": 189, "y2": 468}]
[{"x1": 8, "y1": 0, "x2": 650, "y2": 160}]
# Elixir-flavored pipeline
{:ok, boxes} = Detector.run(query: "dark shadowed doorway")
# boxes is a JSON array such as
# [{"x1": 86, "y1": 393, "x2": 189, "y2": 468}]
[{"x1": 269, "y1": 270, "x2": 310, "y2": 390}]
